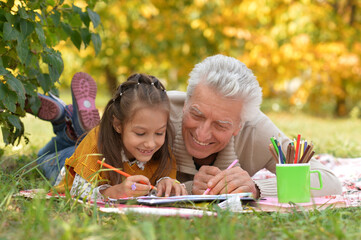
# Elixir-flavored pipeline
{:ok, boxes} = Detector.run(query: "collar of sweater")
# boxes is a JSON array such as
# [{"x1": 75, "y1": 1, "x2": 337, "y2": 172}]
[{"x1": 121, "y1": 149, "x2": 147, "y2": 170}]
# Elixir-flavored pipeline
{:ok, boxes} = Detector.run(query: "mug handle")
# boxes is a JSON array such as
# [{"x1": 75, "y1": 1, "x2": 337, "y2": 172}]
[{"x1": 310, "y1": 170, "x2": 323, "y2": 190}]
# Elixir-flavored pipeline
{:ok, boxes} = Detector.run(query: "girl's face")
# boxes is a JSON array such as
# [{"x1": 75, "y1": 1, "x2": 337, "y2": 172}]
[{"x1": 118, "y1": 107, "x2": 168, "y2": 162}]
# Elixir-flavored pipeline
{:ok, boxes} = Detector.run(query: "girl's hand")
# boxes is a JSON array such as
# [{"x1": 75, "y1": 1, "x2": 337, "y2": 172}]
[
  {"x1": 100, "y1": 175, "x2": 151, "y2": 198},
  {"x1": 156, "y1": 178, "x2": 188, "y2": 197}
]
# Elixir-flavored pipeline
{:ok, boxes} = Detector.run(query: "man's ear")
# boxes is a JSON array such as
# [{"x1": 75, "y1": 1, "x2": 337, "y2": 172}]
[{"x1": 113, "y1": 117, "x2": 122, "y2": 134}]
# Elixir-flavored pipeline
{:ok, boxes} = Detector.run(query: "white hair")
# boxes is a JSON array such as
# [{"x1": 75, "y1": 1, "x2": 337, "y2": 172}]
[{"x1": 186, "y1": 54, "x2": 263, "y2": 123}]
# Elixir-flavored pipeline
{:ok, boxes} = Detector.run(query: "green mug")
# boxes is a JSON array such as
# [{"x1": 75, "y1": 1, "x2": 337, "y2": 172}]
[{"x1": 276, "y1": 163, "x2": 323, "y2": 203}]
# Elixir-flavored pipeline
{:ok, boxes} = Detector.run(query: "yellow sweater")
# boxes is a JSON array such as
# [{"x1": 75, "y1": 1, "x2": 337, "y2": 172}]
[{"x1": 56, "y1": 126, "x2": 177, "y2": 193}]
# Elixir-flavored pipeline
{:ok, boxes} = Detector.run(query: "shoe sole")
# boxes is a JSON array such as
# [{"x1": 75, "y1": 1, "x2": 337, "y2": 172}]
[
  {"x1": 71, "y1": 72, "x2": 100, "y2": 132},
  {"x1": 37, "y1": 95, "x2": 62, "y2": 121}
]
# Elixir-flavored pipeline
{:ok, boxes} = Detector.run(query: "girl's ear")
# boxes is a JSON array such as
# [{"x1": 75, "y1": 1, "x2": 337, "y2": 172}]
[{"x1": 112, "y1": 116, "x2": 122, "y2": 134}]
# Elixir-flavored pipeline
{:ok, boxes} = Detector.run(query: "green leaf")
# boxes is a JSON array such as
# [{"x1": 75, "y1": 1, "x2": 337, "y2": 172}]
[
  {"x1": 70, "y1": 30, "x2": 82, "y2": 49},
  {"x1": 87, "y1": 8, "x2": 100, "y2": 28},
  {"x1": 50, "y1": 11, "x2": 61, "y2": 27},
  {"x1": 47, "y1": 0, "x2": 56, "y2": 7},
  {"x1": 5, "y1": 74, "x2": 26, "y2": 109},
  {"x1": 61, "y1": 22, "x2": 73, "y2": 36},
  {"x1": 3, "y1": 22, "x2": 18, "y2": 41},
  {"x1": 20, "y1": 19, "x2": 35, "y2": 38},
  {"x1": 6, "y1": 0, "x2": 14, "y2": 8},
  {"x1": 16, "y1": 39, "x2": 29, "y2": 64},
  {"x1": 80, "y1": 28, "x2": 91, "y2": 47},
  {"x1": 7, "y1": 115, "x2": 22, "y2": 130},
  {"x1": 42, "y1": 49, "x2": 64, "y2": 82},
  {"x1": 18, "y1": 7, "x2": 29, "y2": 19},
  {"x1": 72, "y1": 5, "x2": 82, "y2": 14},
  {"x1": 73, "y1": 5, "x2": 90, "y2": 27},
  {"x1": 0, "y1": 81, "x2": 7, "y2": 101},
  {"x1": 2, "y1": 90, "x2": 17, "y2": 113},
  {"x1": 1, "y1": 127, "x2": 11, "y2": 145},
  {"x1": 5, "y1": 12, "x2": 15, "y2": 24},
  {"x1": 91, "y1": 33, "x2": 102, "y2": 55},
  {"x1": 37, "y1": 73, "x2": 52, "y2": 92},
  {"x1": 26, "y1": 93, "x2": 41, "y2": 115},
  {"x1": 35, "y1": 23, "x2": 46, "y2": 46},
  {"x1": 2, "y1": 55, "x2": 18, "y2": 69},
  {"x1": 0, "y1": 65, "x2": 8, "y2": 75},
  {"x1": 23, "y1": 79, "x2": 37, "y2": 96}
]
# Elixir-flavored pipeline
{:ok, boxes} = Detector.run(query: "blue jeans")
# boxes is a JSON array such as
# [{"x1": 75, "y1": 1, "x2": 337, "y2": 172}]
[{"x1": 37, "y1": 122, "x2": 76, "y2": 185}]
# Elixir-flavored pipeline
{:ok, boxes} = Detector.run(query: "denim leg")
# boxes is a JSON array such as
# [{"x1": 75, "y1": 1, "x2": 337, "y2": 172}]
[
  {"x1": 37, "y1": 145, "x2": 75, "y2": 184},
  {"x1": 37, "y1": 125, "x2": 77, "y2": 183},
  {"x1": 38, "y1": 125, "x2": 76, "y2": 157}
]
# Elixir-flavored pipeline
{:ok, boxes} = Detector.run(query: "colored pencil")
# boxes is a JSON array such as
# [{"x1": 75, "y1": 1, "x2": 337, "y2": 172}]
[
  {"x1": 277, "y1": 142, "x2": 284, "y2": 164},
  {"x1": 97, "y1": 160, "x2": 157, "y2": 190},
  {"x1": 305, "y1": 151, "x2": 315, "y2": 163},
  {"x1": 203, "y1": 159, "x2": 239, "y2": 195},
  {"x1": 300, "y1": 140, "x2": 305, "y2": 159},
  {"x1": 299, "y1": 145, "x2": 311, "y2": 163},
  {"x1": 294, "y1": 134, "x2": 301, "y2": 164},
  {"x1": 269, "y1": 144, "x2": 279, "y2": 163},
  {"x1": 286, "y1": 142, "x2": 292, "y2": 164},
  {"x1": 270, "y1": 137, "x2": 280, "y2": 159}
]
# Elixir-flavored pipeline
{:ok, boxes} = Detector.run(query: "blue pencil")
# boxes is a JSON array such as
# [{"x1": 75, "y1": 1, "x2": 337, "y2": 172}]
[{"x1": 277, "y1": 142, "x2": 284, "y2": 164}]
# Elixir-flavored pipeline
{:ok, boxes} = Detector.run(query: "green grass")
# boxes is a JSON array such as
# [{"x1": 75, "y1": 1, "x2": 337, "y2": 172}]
[{"x1": 1, "y1": 106, "x2": 361, "y2": 239}]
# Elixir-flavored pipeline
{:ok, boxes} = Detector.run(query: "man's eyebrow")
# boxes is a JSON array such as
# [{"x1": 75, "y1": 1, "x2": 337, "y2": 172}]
[
  {"x1": 217, "y1": 120, "x2": 233, "y2": 126},
  {"x1": 190, "y1": 106, "x2": 204, "y2": 115},
  {"x1": 191, "y1": 106, "x2": 233, "y2": 126}
]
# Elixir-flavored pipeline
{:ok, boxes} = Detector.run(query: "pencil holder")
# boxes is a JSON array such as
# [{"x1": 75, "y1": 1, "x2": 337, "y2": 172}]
[{"x1": 276, "y1": 163, "x2": 323, "y2": 203}]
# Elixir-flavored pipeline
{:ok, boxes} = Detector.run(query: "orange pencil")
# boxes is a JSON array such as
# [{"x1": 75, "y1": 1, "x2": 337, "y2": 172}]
[
  {"x1": 294, "y1": 134, "x2": 301, "y2": 164},
  {"x1": 97, "y1": 160, "x2": 157, "y2": 190}
]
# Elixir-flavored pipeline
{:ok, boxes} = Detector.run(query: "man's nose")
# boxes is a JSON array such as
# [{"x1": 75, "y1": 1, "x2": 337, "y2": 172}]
[{"x1": 195, "y1": 121, "x2": 212, "y2": 142}]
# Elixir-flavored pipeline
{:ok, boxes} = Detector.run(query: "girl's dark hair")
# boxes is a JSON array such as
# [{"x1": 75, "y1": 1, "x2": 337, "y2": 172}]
[{"x1": 98, "y1": 73, "x2": 173, "y2": 185}]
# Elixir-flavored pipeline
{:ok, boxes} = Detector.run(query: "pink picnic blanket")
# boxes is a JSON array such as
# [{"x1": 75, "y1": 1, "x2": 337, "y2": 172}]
[{"x1": 252, "y1": 154, "x2": 361, "y2": 207}]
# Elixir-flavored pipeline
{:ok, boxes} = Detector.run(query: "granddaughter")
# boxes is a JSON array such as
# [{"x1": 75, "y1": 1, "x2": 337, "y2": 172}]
[{"x1": 35, "y1": 73, "x2": 186, "y2": 200}]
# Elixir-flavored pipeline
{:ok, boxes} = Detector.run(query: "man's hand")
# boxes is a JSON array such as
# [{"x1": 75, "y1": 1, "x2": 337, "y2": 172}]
[
  {"x1": 192, "y1": 166, "x2": 221, "y2": 195},
  {"x1": 192, "y1": 166, "x2": 260, "y2": 198}
]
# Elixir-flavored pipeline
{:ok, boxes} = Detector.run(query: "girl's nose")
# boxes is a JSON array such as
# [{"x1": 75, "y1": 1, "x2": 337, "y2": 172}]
[{"x1": 144, "y1": 136, "x2": 156, "y2": 149}]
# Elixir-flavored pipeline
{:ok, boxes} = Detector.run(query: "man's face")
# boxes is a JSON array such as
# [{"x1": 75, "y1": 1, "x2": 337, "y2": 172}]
[{"x1": 182, "y1": 83, "x2": 243, "y2": 159}]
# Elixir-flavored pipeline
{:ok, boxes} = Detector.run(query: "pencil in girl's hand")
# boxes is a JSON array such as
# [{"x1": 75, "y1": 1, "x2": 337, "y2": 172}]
[{"x1": 97, "y1": 160, "x2": 157, "y2": 190}]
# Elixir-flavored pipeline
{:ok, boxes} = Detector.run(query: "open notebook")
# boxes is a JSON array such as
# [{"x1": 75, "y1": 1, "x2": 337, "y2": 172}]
[{"x1": 108, "y1": 192, "x2": 255, "y2": 205}]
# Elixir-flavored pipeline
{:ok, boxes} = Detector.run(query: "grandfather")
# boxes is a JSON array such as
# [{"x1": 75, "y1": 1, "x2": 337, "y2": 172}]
[{"x1": 168, "y1": 54, "x2": 342, "y2": 197}]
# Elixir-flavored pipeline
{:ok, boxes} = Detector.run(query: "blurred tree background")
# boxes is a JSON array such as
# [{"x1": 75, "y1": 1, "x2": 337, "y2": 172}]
[
  {"x1": 2, "y1": 0, "x2": 361, "y2": 145},
  {"x1": 60, "y1": 0, "x2": 361, "y2": 118}
]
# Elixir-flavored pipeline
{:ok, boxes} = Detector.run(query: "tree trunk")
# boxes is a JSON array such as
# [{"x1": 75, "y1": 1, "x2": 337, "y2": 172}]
[
  {"x1": 335, "y1": 96, "x2": 347, "y2": 117},
  {"x1": 105, "y1": 66, "x2": 118, "y2": 95}
]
